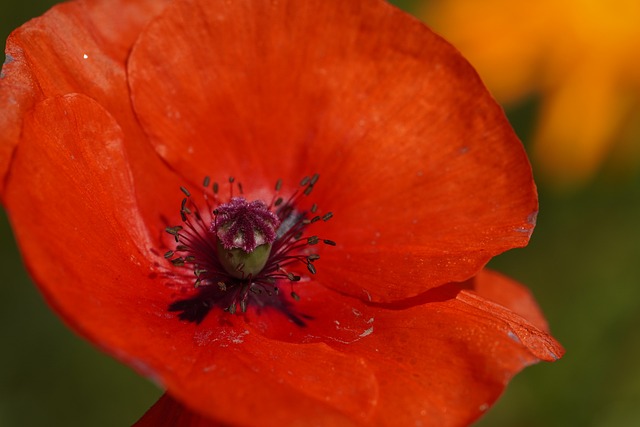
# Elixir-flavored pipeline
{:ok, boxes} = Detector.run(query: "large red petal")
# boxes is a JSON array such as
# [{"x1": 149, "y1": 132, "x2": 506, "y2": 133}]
[
  {"x1": 0, "y1": 0, "x2": 173, "y2": 227},
  {"x1": 137, "y1": 273, "x2": 563, "y2": 426},
  {"x1": 135, "y1": 394, "x2": 221, "y2": 427},
  {"x1": 471, "y1": 269, "x2": 551, "y2": 332},
  {"x1": 0, "y1": 0, "x2": 168, "y2": 116},
  {"x1": 3, "y1": 94, "x2": 374, "y2": 426},
  {"x1": 344, "y1": 292, "x2": 561, "y2": 426},
  {"x1": 128, "y1": 0, "x2": 537, "y2": 302},
  {"x1": 4, "y1": 94, "x2": 161, "y2": 356},
  {"x1": 248, "y1": 279, "x2": 562, "y2": 426}
]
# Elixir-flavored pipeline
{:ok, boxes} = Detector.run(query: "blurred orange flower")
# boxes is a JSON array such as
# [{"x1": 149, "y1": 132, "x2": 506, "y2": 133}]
[{"x1": 421, "y1": 0, "x2": 640, "y2": 187}]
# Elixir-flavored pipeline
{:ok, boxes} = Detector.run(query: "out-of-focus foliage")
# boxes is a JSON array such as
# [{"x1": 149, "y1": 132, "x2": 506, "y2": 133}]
[{"x1": 1, "y1": 1, "x2": 639, "y2": 426}]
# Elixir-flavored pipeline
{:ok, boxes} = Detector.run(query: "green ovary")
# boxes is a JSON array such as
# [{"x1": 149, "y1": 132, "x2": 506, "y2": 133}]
[{"x1": 217, "y1": 241, "x2": 273, "y2": 279}]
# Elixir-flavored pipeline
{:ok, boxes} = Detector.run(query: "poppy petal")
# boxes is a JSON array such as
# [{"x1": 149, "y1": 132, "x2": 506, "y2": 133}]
[
  {"x1": 138, "y1": 275, "x2": 563, "y2": 426},
  {"x1": 3, "y1": 93, "x2": 160, "y2": 346},
  {"x1": 0, "y1": 0, "x2": 170, "y2": 197},
  {"x1": 3, "y1": 94, "x2": 377, "y2": 427},
  {"x1": 135, "y1": 394, "x2": 219, "y2": 427},
  {"x1": 128, "y1": 0, "x2": 537, "y2": 302},
  {"x1": 278, "y1": 281, "x2": 562, "y2": 426},
  {"x1": 471, "y1": 268, "x2": 551, "y2": 332},
  {"x1": 344, "y1": 292, "x2": 562, "y2": 426},
  {"x1": 0, "y1": 0, "x2": 192, "y2": 257}
]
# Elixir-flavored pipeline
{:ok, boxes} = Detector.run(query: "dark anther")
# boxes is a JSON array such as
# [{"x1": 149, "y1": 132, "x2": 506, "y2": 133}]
[
  {"x1": 286, "y1": 272, "x2": 301, "y2": 282},
  {"x1": 165, "y1": 225, "x2": 183, "y2": 235},
  {"x1": 180, "y1": 186, "x2": 191, "y2": 197},
  {"x1": 307, "y1": 263, "x2": 317, "y2": 274},
  {"x1": 322, "y1": 212, "x2": 333, "y2": 221},
  {"x1": 203, "y1": 176, "x2": 210, "y2": 187},
  {"x1": 323, "y1": 239, "x2": 336, "y2": 246}
]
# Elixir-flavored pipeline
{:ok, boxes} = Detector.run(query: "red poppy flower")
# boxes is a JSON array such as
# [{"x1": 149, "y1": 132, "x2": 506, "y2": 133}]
[{"x1": 1, "y1": 0, "x2": 563, "y2": 426}]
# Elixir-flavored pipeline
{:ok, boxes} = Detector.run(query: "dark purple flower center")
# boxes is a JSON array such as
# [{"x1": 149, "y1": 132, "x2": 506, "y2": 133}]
[
  {"x1": 163, "y1": 175, "x2": 335, "y2": 324},
  {"x1": 213, "y1": 197, "x2": 279, "y2": 252}
]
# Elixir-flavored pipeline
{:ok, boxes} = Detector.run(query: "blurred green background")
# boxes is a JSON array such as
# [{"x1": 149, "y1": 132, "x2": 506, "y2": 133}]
[{"x1": 2, "y1": 0, "x2": 639, "y2": 426}]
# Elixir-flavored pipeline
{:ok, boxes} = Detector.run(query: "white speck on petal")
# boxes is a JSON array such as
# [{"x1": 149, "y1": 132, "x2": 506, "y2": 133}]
[
  {"x1": 359, "y1": 327, "x2": 374, "y2": 338},
  {"x1": 507, "y1": 330, "x2": 521, "y2": 343}
]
